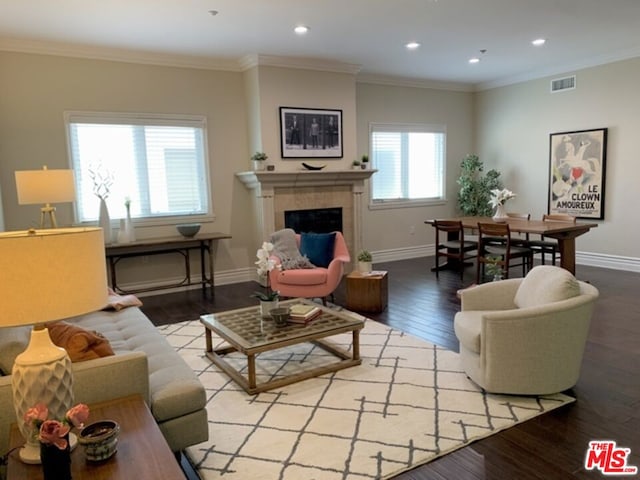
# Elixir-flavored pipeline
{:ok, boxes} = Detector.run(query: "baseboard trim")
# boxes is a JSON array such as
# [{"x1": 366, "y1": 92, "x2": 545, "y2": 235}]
[{"x1": 118, "y1": 247, "x2": 639, "y2": 295}]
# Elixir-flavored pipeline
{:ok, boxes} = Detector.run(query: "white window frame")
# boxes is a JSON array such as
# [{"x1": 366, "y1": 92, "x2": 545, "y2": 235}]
[
  {"x1": 64, "y1": 111, "x2": 213, "y2": 226},
  {"x1": 369, "y1": 122, "x2": 447, "y2": 210}
]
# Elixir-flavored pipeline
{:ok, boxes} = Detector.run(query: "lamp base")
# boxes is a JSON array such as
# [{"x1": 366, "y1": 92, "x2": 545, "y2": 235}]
[{"x1": 12, "y1": 328, "x2": 75, "y2": 464}]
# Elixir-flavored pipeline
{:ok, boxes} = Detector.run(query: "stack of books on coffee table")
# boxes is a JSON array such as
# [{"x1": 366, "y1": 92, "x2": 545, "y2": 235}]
[{"x1": 289, "y1": 304, "x2": 322, "y2": 324}]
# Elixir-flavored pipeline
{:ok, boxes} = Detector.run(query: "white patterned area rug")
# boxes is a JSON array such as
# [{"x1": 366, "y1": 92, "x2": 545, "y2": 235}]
[{"x1": 158, "y1": 316, "x2": 574, "y2": 480}]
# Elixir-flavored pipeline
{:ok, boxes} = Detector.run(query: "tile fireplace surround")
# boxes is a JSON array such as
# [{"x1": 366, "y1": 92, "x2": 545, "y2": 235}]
[{"x1": 236, "y1": 170, "x2": 375, "y2": 261}]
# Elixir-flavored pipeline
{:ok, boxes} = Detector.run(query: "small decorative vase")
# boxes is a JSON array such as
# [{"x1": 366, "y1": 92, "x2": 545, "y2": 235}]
[
  {"x1": 253, "y1": 160, "x2": 265, "y2": 171},
  {"x1": 98, "y1": 198, "x2": 112, "y2": 243},
  {"x1": 492, "y1": 204, "x2": 508, "y2": 222},
  {"x1": 260, "y1": 300, "x2": 278, "y2": 318},
  {"x1": 40, "y1": 435, "x2": 71, "y2": 480},
  {"x1": 124, "y1": 206, "x2": 135, "y2": 242}
]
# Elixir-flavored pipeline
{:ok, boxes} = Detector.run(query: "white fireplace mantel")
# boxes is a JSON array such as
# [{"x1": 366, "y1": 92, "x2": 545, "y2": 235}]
[
  {"x1": 236, "y1": 169, "x2": 376, "y2": 258},
  {"x1": 236, "y1": 169, "x2": 375, "y2": 192}
]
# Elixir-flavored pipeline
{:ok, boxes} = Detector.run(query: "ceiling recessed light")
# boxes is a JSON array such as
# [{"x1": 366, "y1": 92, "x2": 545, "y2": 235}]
[
  {"x1": 405, "y1": 42, "x2": 420, "y2": 50},
  {"x1": 532, "y1": 38, "x2": 546, "y2": 46},
  {"x1": 294, "y1": 25, "x2": 309, "y2": 35},
  {"x1": 469, "y1": 57, "x2": 480, "y2": 64}
]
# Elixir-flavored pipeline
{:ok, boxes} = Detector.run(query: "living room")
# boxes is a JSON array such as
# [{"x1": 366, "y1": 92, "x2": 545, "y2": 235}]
[{"x1": 1, "y1": 2, "x2": 639, "y2": 479}]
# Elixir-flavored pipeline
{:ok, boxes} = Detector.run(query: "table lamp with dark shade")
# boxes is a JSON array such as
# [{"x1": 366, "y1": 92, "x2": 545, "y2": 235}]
[
  {"x1": 15, "y1": 166, "x2": 76, "y2": 228},
  {"x1": 0, "y1": 227, "x2": 107, "y2": 463}
]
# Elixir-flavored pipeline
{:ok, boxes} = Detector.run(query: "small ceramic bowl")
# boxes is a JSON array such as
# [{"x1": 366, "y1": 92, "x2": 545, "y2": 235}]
[
  {"x1": 176, "y1": 223, "x2": 201, "y2": 237},
  {"x1": 78, "y1": 420, "x2": 120, "y2": 462},
  {"x1": 269, "y1": 307, "x2": 291, "y2": 327}
]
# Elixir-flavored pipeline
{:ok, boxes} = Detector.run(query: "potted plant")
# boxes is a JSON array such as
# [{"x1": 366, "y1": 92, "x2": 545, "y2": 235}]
[
  {"x1": 361, "y1": 154, "x2": 369, "y2": 169},
  {"x1": 253, "y1": 241, "x2": 279, "y2": 316},
  {"x1": 352, "y1": 159, "x2": 361, "y2": 170},
  {"x1": 251, "y1": 152, "x2": 268, "y2": 171},
  {"x1": 484, "y1": 255, "x2": 504, "y2": 281},
  {"x1": 457, "y1": 154, "x2": 503, "y2": 216},
  {"x1": 357, "y1": 250, "x2": 373, "y2": 273}
]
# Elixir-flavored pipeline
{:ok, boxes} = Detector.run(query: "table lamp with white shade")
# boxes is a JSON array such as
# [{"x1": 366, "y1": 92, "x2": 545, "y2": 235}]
[
  {"x1": 15, "y1": 166, "x2": 76, "y2": 228},
  {"x1": 0, "y1": 227, "x2": 107, "y2": 463}
]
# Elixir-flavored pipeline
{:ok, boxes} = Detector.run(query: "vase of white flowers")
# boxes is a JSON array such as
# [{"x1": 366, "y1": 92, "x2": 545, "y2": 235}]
[
  {"x1": 489, "y1": 188, "x2": 516, "y2": 222},
  {"x1": 252, "y1": 241, "x2": 279, "y2": 318},
  {"x1": 90, "y1": 164, "x2": 114, "y2": 244}
]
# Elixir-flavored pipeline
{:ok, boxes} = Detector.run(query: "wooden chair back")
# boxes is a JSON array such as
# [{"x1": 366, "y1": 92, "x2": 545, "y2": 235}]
[
  {"x1": 543, "y1": 213, "x2": 576, "y2": 223},
  {"x1": 476, "y1": 222, "x2": 532, "y2": 283}
]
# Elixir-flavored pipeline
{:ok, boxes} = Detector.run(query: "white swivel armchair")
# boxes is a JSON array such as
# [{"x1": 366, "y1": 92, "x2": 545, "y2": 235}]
[{"x1": 454, "y1": 265, "x2": 599, "y2": 395}]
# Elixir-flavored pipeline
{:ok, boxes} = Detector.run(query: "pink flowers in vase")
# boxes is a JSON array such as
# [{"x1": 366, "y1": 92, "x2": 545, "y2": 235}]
[{"x1": 24, "y1": 403, "x2": 90, "y2": 450}]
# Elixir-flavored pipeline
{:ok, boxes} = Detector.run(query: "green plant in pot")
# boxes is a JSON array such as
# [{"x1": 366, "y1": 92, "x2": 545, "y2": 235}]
[
  {"x1": 361, "y1": 154, "x2": 369, "y2": 169},
  {"x1": 457, "y1": 154, "x2": 503, "y2": 216},
  {"x1": 357, "y1": 250, "x2": 373, "y2": 273},
  {"x1": 251, "y1": 151, "x2": 268, "y2": 171},
  {"x1": 484, "y1": 255, "x2": 504, "y2": 281},
  {"x1": 352, "y1": 159, "x2": 361, "y2": 169}
]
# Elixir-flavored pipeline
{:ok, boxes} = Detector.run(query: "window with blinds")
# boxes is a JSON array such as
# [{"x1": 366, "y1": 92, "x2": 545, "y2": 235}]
[
  {"x1": 65, "y1": 112, "x2": 210, "y2": 223},
  {"x1": 370, "y1": 123, "x2": 445, "y2": 206}
]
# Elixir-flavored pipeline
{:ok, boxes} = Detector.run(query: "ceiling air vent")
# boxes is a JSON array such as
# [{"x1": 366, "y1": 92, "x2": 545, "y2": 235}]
[{"x1": 551, "y1": 75, "x2": 576, "y2": 93}]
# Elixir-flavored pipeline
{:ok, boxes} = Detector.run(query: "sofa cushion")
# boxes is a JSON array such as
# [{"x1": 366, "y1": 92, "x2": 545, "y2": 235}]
[
  {"x1": 46, "y1": 321, "x2": 115, "y2": 362},
  {"x1": 299, "y1": 232, "x2": 336, "y2": 268},
  {"x1": 514, "y1": 265, "x2": 580, "y2": 309},
  {"x1": 68, "y1": 307, "x2": 206, "y2": 422}
]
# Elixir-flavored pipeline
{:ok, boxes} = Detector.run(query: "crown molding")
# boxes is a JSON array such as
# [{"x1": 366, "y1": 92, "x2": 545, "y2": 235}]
[
  {"x1": 0, "y1": 37, "x2": 240, "y2": 72},
  {"x1": 478, "y1": 47, "x2": 640, "y2": 91},
  {"x1": 240, "y1": 54, "x2": 361, "y2": 75},
  {"x1": 356, "y1": 73, "x2": 474, "y2": 93}
]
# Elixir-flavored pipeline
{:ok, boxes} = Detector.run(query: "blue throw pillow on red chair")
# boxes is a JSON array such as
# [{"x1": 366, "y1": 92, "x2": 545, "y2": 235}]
[{"x1": 299, "y1": 232, "x2": 336, "y2": 268}]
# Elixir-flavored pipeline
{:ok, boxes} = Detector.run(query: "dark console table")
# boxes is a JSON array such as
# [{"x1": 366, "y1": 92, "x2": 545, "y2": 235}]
[{"x1": 105, "y1": 232, "x2": 231, "y2": 296}]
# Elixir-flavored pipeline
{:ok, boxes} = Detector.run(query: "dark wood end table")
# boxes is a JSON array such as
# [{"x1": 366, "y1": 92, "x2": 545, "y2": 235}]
[
  {"x1": 7, "y1": 395, "x2": 185, "y2": 480},
  {"x1": 346, "y1": 271, "x2": 389, "y2": 313}
]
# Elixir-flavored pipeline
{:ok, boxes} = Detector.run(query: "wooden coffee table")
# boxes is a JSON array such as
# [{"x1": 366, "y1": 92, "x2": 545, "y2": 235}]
[
  {"x1": 7, "y1": 395, "x2": 184, "y2": 480},
  {"x1": 200, "y1": 299, "x2": 365, "y2": 394}
]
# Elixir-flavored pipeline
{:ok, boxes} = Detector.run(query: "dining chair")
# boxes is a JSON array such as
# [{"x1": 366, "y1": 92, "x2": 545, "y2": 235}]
[
  {"x1": 433, "y1": 220, "x2": 478, "y2": 280},
  {"x1": 507, "y1": 212, "x2": 531, "y2": 245},
  {"x1": 476, "y1": 222, "x2": 533, "y2": 283},
  {"x1": 527, "y1": 213, "x2": 577, "y2": 265},
  {"x1": 481, "y1": 212, "x2": 530, "y2": 248}
]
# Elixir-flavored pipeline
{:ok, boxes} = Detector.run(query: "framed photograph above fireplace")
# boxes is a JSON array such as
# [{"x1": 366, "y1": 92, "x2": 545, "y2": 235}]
[{"x1": 279, "y1": 107, "x2": 343, "y2": 159}]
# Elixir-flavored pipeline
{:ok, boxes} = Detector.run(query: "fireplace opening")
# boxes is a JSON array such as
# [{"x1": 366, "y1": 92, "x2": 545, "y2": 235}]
[{"x1": 284, "y1": 207, "x2": 343, "y2": 234}]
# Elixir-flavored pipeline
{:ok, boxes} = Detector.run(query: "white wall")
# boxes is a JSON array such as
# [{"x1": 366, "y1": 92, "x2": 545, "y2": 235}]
[
  {"x1": 256, "y1": 65, "x2": 358, "y2": 172},
  {"x1": 356, "y1": 82, "x2": 474, "y2": 258},
  {"x1": 476, "y1": 57, "x2": 640, "y2": 262},
  {"x1": 0, "y1": 51, "x2": 255, "y2": 285}
]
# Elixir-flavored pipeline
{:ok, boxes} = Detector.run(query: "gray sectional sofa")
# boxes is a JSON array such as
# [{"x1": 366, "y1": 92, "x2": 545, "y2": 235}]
[{"x1": 0, "y1": 305, "x2": 208, "y2": 461}]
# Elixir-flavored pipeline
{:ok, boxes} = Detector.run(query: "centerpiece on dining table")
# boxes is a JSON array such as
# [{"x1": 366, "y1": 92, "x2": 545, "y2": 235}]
[{"x1": 488, "y1": 188, "x2": 516, "y2": 222}]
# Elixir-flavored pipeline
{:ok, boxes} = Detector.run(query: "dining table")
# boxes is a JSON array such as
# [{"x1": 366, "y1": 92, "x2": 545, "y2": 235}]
[{"x1": 425, "y1": 216, "x2": 598, "y2": 275}]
